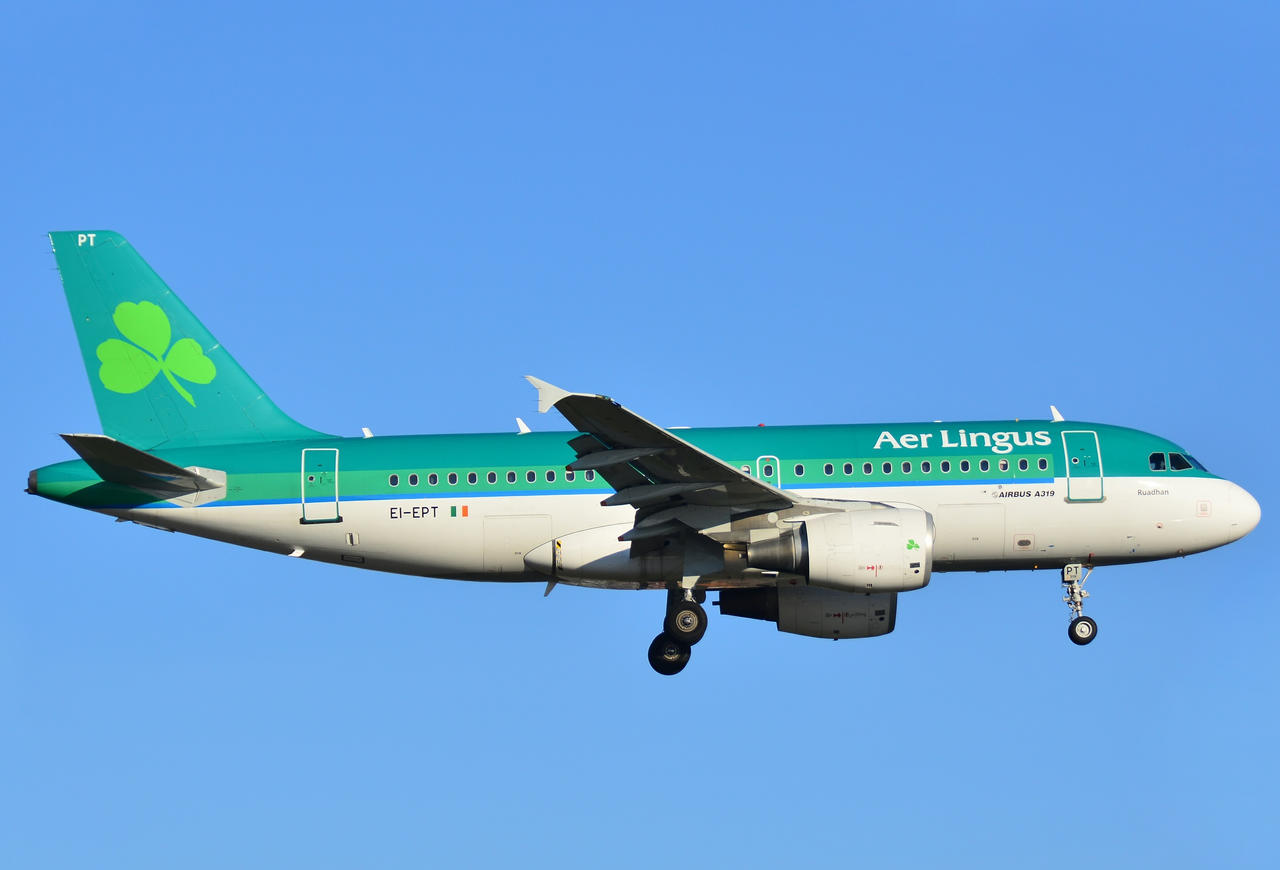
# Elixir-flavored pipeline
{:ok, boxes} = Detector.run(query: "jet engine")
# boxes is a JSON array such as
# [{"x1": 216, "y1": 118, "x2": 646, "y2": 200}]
[
  {"x1": 746, "y1": 505, "x2": 934, "y2": 592},
  {"x1": 716, "y1": 585, "x2": 897, "y2": 639}
]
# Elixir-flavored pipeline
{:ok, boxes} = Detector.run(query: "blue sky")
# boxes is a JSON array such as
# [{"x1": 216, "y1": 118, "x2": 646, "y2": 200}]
[{"x1": 3, "y1": 2, "x2": 1277, "y2": 867}]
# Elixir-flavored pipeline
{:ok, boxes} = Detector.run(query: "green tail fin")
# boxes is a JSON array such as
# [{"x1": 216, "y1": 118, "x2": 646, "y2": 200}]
[{"x1": 49, "y1": 231, "x2": 329, "y2": 448}]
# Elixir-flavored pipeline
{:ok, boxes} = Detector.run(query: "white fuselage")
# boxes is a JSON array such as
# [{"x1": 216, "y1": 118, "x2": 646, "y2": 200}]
[{"x1": 107, "y1": 471, "x2": 1259, "y2": 589}]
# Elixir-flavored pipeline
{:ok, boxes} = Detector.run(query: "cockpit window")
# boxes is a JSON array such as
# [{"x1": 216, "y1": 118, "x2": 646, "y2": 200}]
[
  {"x1": 1169, "y1": 452, "x2": 1193, "y2": 471},
  {"x1": 1149, "y1": 452, "x2": 1167, "y2": 472}
]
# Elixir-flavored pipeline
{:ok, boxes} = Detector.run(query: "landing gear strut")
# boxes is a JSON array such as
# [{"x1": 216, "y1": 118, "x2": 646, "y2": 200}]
[
  {"x1": 647, "y1": 587, "x2": 708, "y2": 675},
  {"x1": 1062, "y1": 563, "x2": 1097, "y2": 646}
]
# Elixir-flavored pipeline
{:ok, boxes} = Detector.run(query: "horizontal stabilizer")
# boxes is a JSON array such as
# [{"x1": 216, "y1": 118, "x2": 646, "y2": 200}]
[{"x1": 60, "y1": 433, "x2": 226, "y2": 503}]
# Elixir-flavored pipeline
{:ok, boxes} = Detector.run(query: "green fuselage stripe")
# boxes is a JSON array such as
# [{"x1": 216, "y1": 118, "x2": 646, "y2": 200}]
[{"x1": 33, "y1": 419, "x2": 1215, "y2": 510}]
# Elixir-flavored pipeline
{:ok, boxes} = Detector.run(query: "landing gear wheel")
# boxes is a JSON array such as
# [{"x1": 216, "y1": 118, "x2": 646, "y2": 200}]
[
  {"x1": 1062, "y1": 564, "x2": 1096, "y2": 646},
  {"x1": 664, "y1": 599, "x2": 708, "y2": 645},
  {"x1": 1068, "y1": 616, "x2": 1098, "y2": 646},
  {"x1": 648, "y1": 633, "x2": 691, "y2": 676}
]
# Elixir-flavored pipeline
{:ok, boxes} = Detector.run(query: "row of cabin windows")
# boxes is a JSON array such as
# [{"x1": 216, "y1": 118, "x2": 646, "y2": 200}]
[
  {"x1": 387, "y1": 469, "x2": 597, "y2": 488},
  {"x1": 754, "y1": 457, "x2": 1051, "y2": 479},
  {"x1": 1148, "y1": 452, "x2": 1205, "y2": 472}
]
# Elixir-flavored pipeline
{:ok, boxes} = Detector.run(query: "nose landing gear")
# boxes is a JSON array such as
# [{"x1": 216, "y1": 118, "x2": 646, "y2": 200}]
[
  {"x1": 1062, "y1": 563, "x2": 1097, "y2": 646},
  {"x1": 648, "y1": 588, "x2": 708, "y2": 675}
]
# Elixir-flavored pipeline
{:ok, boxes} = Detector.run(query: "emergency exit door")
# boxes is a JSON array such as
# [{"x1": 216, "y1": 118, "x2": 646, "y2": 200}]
[{"x1": 756, "y1": 455, "x2": 780, "y2": 488}]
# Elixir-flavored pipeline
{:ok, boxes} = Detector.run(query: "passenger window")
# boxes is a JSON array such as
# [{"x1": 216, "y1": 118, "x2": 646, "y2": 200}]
[
  {"x1": 960, "y1": 460, "x2": 971, "y2": 473},
  {"x1": 1017, "y1": 459, "x2": 1028, "y2": 472},
  {"x1": 526, "y1": 471, "x2": 536, "y2": 483},
  {"x1": 487, "y1": 472, "x2": 497, "y2": 484},
  {"x1": 763, "y1": 464, "x2": 774, "y2": 477},
  {"x1": 467, "y1": 472, "x2": 477, "y2": 485},
  {"x1": 863, "y1": 462, "x2": 873, "y2": 475},
  {"x1": 980, "y1": 459, "x2": 990, "y2": 472},
  {"x1": 921, "y1": 461, "x2": 931, "y2": 473},
  {"x1": 507, "y1": 471, "x2": 517, "y2": 483},
  {"x1": 902, "y1": 461, "x2": 911, "y2": 474},
  {"x1": 585, "y1": 470, "x2": 596, "y2": 481},
  {"x1": 408, "y1": 473, "x2": 419, "y2": 486},
  {"x1": 566, "y1": 470, "x2": 575, "y2": 481},
  {"x1": 1170, "y1": 453, "x2": 1193, "y2": 471},
  {"x1": 794, "y1": 464, "x2": 804, "y2": 477},
  {"x1": 824, "y1": 463, "x2": 834, "y2": 476},
  {"x1": 998, "y1": 459, "x2": 1009, "y2": 472},
  {"x1": 843, "y1": 462, "x2": 853, "y2": 475},
  {"x1": 389, "y1": 474, "x2": 399, "y2": 487},
  {"x1": 546, "y1": 470, "x2": 556, "y2": 482},
  {"x1": 428, "y1": 473, "x2": 438, "y2": 486},
  {"x1": 882, "y1": 461, "x2": 892, "y2": 474},
  {"x1": 741, "y1": 465, "x2": 750, "y2": 473},
  {"x1": 940, "y1": 460, "x2": 951, "y2": 473},
  {"x1": 448, "y1": 472, "x2": 458, "y2": 485},
  {"x1": 1038, "y1": 458, "x2": 1048, "y2": 471},
  {"x1": 1149, "y1": 452, "x2": 1167, "y2": 472}
]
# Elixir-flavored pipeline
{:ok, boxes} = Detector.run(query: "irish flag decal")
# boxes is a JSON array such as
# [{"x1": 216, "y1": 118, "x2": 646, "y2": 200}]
[{"x1": 450, "y1": 505, "x2": 469, "y2": 518}]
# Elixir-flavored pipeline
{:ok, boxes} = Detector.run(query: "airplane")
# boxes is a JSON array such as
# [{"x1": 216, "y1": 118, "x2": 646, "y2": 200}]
[{"x1": 28, "y1": 231, "x2": 1261, "y2": 675}]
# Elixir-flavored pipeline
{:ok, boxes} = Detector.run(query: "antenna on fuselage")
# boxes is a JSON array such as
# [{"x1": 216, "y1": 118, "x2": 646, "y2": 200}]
[
  {"x1": 1050, "y1": 405, "x2": 1065, "y2": 423},
  {"x1": 516, "y1": 417, "x2": 531, "y2": 435}
]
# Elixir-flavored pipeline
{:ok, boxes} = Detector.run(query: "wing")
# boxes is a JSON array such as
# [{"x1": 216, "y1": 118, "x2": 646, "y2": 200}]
[{"x1": 527, "y1": 377, "x2": 794, "y2": 550}]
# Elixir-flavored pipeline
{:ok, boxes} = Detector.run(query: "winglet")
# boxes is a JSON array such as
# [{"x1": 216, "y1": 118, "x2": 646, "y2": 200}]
[
  {"x1": 1050, "y1": 405, "x2": 1065, "y2": 423},
  {"x1": 525, "y1": 376, "x2": 573, "y2": 414}
]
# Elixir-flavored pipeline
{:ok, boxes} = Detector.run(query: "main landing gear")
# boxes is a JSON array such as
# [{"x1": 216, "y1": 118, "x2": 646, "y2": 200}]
[
  {"x1": 648, "y1": 588, "x2": 708, "y2": 676},
  {"x1": 1062, "y1": 563, "x2": 1097, "y2": 646}
]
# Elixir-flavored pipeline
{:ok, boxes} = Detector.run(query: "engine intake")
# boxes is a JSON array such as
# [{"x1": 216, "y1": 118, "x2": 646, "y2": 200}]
[{"x1": 747, "y1": 505, "x2": 934, "y2": 593}]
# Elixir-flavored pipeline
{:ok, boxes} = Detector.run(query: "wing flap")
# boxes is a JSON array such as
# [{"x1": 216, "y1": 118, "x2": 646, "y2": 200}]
[
  {"x1": 567, "y1": 446, "x2": 671, "y2": 472},
  {"x1": 602, "y1": 481, "x2": 725, "y2": 508}
]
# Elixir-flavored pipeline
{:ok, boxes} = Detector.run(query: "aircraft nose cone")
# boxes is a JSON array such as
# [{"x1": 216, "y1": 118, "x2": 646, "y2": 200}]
[{"x1": 1228, "y1": 483, "x2": 1261, "y2": 541}]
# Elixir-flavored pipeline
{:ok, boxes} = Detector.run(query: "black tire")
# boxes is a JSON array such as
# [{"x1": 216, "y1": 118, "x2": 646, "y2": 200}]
[
  {"x1": 648, "y1": 633, "x2": 691, "y2": 676},
  {"x1": 664, "y1": 599, "x2": 708, "y2": 645},
  {"x1": 1068, "y1": 616, "x2": 1098, "y2": 646}
]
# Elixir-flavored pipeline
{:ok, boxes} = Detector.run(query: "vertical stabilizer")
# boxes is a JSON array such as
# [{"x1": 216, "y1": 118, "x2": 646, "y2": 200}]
[{"x1": 49, "y1": 231, "x2": 329, "y2": 448}]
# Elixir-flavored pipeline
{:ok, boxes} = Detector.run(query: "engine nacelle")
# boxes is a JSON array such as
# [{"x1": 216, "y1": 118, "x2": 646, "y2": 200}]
[
  {"x1": 524, "y1": 523, "x2": 683, "y2": 583},
  {"x1": 716, "y1": 585, "x2": 897, "y2": 639},
  {"x1": 747, "y1": 505, "x2": 934, "y2": 592}
]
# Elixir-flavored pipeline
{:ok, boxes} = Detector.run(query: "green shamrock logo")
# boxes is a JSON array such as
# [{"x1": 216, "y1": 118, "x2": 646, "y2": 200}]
[
  {"x1": 906, "y1": 539, "x2": 920, "y2": 550},
  {"x1": 95, "y1": 301, "x2": 216, "y2": 406}
]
